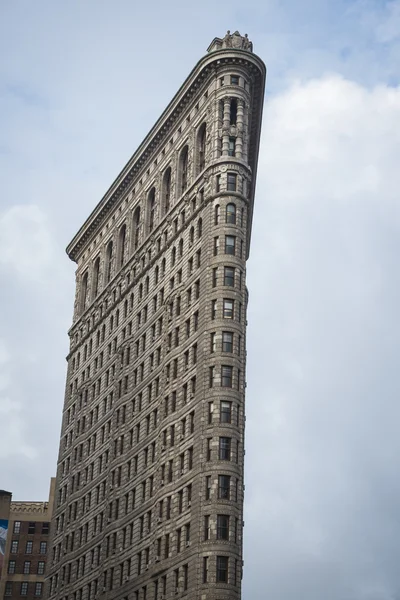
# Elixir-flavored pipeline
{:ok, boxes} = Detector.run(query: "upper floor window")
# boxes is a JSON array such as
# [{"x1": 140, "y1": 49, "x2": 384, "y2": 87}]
[
  {"x1": 148, "y1": 187, "x2": 156, "y2": 232},
  {"x1": 179, "y1": 145, "x2": 189, "y2": 194},
  {"x1": 228, "y1": 137, "x2": 236, "y2": 157},
  {"x1": 216, "y1": 556, "x2": 229, "y2": 583},
  {"x1": 197, "y1": 123, "x2": 207, "y2": 173},
  {"x1": 13, "y1": 521, "x2": 21, "y2": 534},
  {"x1": 92, "y1": 257, "x2": 100, "y2": 299},
  {"x1": 226, "y1": 203, "x2": 236, "y2": 224},
  {"x1": 225, "y1": 236, "x2": 236, "y2": 255},
  {"x1": 118, "y1": 224, "x2": 127, "y2": 267},
  {"x1": 132, "y1": 207, "x2": 141, "y2": 250},
  {"x1": 163, "y1": 167, "x2": 172, "y2": 215},
  {"x1": 227, "y1": 173, "x2": 237, "y2": 192},
  {"x1": 214, "y1": 204, "x2": 220, "y2": 225},
  {"x1": 230, "y1": 98, "x2": 237, "y2": 125},
  {"x1": 80, "y1": 271, "x2": 88, "y2": 313},
  {"x1": 105, "y1": 240, "x2": 113, "y2": 283},
  {"x1": 231, "y1": 75, "x2": 239, "y2": 85}
]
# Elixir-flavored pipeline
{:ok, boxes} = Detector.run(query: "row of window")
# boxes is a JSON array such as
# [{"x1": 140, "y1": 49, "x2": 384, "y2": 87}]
[
  {"x1": 12, "y1": 521, "x2": 49, "y2": 535},
  {"x1": 4, "y1": 582, "x2": 43, "y2": 597},
  {"x1": 8, "y1": 560, "x2": 45, "y2": 575},
  {"x1": 10, "y1": 541, "x2": 47, "y2": 555}
]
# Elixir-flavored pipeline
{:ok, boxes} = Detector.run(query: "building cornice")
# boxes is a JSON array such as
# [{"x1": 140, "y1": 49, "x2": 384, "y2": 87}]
[{"x1": 66, "y1": 45, "x2": 266, "y2": 262}]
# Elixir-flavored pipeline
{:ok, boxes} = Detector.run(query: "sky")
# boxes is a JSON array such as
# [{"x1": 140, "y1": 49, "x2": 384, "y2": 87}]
[{"x1": 0, "y1": 0, "x2": 400, "y2": 598}]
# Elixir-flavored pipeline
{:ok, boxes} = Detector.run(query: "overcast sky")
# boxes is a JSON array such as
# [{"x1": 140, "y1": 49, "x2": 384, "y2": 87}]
[{"x1": 1, "y1": 1, "x2": 400, "y2": 599}]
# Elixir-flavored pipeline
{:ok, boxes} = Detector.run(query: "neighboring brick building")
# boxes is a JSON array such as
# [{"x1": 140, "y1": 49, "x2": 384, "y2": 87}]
[
  {"x1": 0, "y1": 480, "x2": 55, "y2": 599},
  {"x1": 47, "y1": 31, "x2": 265, "y2": 600}
]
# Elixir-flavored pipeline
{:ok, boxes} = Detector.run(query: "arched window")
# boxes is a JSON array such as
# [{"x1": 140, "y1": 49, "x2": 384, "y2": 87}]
[
  {"x1": 171, "y1": 246, "x2": 176, "y2": 267},
  {"x1": 139, "y1": 283, "x2": 143, "y2": 300},
  {"x1": 132, "y1": 207, "x2": 141, "y2": 250},
  {"x1": 163, "y1": 168, "x2": 171, "y2": 215},
  {"x1": 161, "y1": 258, "x2": 166, "y2": 276},
  {"x1": 80, "y1": 271, "x2": 88, "y2": 313},
  {"x1": 179, "y1": 239, "x2": 184, "y2": 257},
  {"x1": 179, "y1": 146, "x2": 189, "y2": 195},
  {"x1": 214, "y1": 205, "x2": 220, "y2": 225},
  {"x1": 155, "y1": 265, "x2": 159, "y2": 284},
  {"x1": 92, "y1": 257, "x2": 100, "y2": 299},
  {"x1": 148, "y1": 188, "x2": 156, "y2": 232},
  {"x1": 197, "y1": 218, "x2": 203, "y2": 239},
  {"x1": 118, "y1": 224, "x2": 127, "y2": 267},
  {"x1": 189, "y1": 226, "x2": 194, "y2": 245},
  {"x1": 105, "y1": 241, "x2": 113, "y2": 283},
  {"x1": 145, "y1": 276, "x2": 149, "y2": 295},
  {"x1": 226, "y1": 203, "x2": 236, "y2": 225},
  {"x1": 197, "y1": 123, "x2": 206, "y2": 173}
]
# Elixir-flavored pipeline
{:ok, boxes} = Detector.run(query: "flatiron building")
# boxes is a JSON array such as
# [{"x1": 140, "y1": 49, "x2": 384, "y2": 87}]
[{"x1": 47, "y1": 31, "x2": 265, "y2": 600}]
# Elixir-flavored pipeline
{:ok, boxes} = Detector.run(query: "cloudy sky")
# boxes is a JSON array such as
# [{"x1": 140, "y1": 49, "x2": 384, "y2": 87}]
[{"x1": 1, "y1": 1, "x2": 400, "y2": 598}]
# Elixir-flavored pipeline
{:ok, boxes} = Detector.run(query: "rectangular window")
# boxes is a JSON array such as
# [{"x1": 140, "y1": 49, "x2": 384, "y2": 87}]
[
  {"x1": 216, "y1": 175, "x2": 221, "y2": 193},
  {"x1": 39, "y1": 541, "x2": 47, "y2": 554},
  {"x1": 217, "y1": 515, "x2": 230, "y2": 540},
  {"x1": 208, "y1": 401, "x2": 214, "y2": 424},
  {"x1": 219, "y1": 437, "x2": 231, "y2": 460},
  {"x1": 203, "y1": 556, "x2": 209, "y2": 583},
  {"x1": 11, "y1": 540, "x2": 18, "y2": 553},
  {"x1": 221, "y1": 365, "x2": 233, "y2": 387},
  {"x1": 211, "y1": 300, "x2": 217, "y2": 320},
  {"x1": 13, "y1": 521, "x2": 21, "y2": 534},
  {"x1": 209, "y1": 366, "x2": 215, "y2": 388},
  {"x1": 205, "y1": 475, "x2": 211, "y2": 500},
  {"x1": 5, "y1": 582, "x2": 12, "y2": 597},
  {"x1": 37, "y1": 561, "x2": 45, "y2": 575},
  {"x1": 213, "y1": 237, "x2": 219, "y2": 256},
  {"x1": 212, "y1": 267, "x2": 218, "y2": 288},
  {"x1": 223, "y1": 299, "x2": 234, "y2": 319},
  {"x1": 26, "y1": 541, "x2": 33, "y2": 554},
  {"x1": 204, "y1": 515, "x2": 210, "y2": 540},
  {"x1": 28, "y1": 522, "x2": 35, "y2": 534},
  {"x1": 231, "y1": 75, "x2": 239, "y2": 85},
  {"x1": 210, "y1": 333, "x2": 216, "y2": 353},
  {"x1": 20, "y1": 582, "x2": 29, "y2": 596},
  {"x1": 228, "y1": 137, "x2": 236, "y2": 157},
  {"x1": 225, "y1": 236, "x2": 236, "y2": 255},
  {"x1": 227, "y1": 173, "x2": 237, "y2": 191},
  {"x1": 216, "y1": 556, "x2": 229, "y2": 583},
  {"x1": 220, "y1": 401, "x2": 232, "y2": 423},
  {"x1": 224, "y1": 266, "x2": 235, "y2": 286},
  {"x1": 8, "y1": 561, "x2": 16, "y2": 574},
  {"x1": 34, "y1": 582, "x2": 43, "y2": 597},
  {"x1": 23, "y1": 561, "x2": 31, "y2": 574},
  {"x1": 218, "y1": 475, "x2": 230, "y2": 500},
  {"x1": 222, "y1": 331, "x2": 233, "y2": 352}
]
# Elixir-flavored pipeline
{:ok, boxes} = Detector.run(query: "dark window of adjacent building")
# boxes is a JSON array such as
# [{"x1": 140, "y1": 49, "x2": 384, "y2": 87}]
[
  {"x1": 42, "y1": 522, "x2": 50, "y2": 535},
  {"x1": 219, "y1": 437, "x2": 231, "y2": 460},
  {"x1": 26, "y1": 541, "x2": 33, "y2": 554},
  {"x1": 8, "y1": 561, "x2": 16, "y2": 574},
  {"x1": 227, "y1": 173, "x2": 237, "y2": 191},
  {"x1": 228, "y1": 137, "x2": 236, "y2": 157},
  {"x1": 37, "y1": 561, "x2": 45, "y2": 575},
  {"x1": 225, "y1": 235, "x2": 236, "y2": 255},
  {"x1": 224, "y1": 267, "x2": 235, "y2": 286},
  {"x1": 222, "y1": 332, "x2": 233, "y2": 352},
  {"x1": 5, "y1": 582, "x2": 12, "y2": 596},
  {"x1": 28, "y1": 522, "x2": 35, "y2": 534},
  {"x1": 34, "y1": 582, "x2": 43, "y2": 597},
  {"x1": 218, "y1": 475, "x2": 230, "y2": 500},
  {"x1": 220, "y1": 401, "x2": 232, "y2": 424},
  {"x1": 11, "y1": 540, "x2": 18, "y2": 553},
  {"x1": 13, "y1": 521, "x2": 21, "y2": 534},
  {"x1": 39, "y1": 541, "x2": 47, "y2": 554},
  {"x1": 231, "y1": 75, "x2": 239, "y2": 85},
  {"x1": 221, "y1": 366, "x2": 233, "y2": 388},
  {"x1": 226, "y1": 203, "x2": 236, "y2": 224},
  {"x1": 223, "y1": 299, "x2": 234, "y2": 319},
  {"x1": 23, "y1": 561, "x2": 31, "y2": 575},
  {"x1": 216, "y1": 556, "x2": 229, "y2": 583},
  {"x1": 20, "y1": 582, "x2": 29, "y2": 596},
  {"x1": 217, "y1": 515, "x2": 230, "y2": 540}
]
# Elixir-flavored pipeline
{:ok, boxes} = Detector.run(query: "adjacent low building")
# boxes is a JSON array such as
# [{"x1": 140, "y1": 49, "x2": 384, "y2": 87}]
[{"x1": 0, "y1": 480, "x2": 55, "y2": 599}]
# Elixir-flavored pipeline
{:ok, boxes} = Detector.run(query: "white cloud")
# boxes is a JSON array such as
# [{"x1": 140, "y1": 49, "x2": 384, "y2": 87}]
[
  {"x1": 244, "y1": 75, "x2": 400, "y2": 599},
  {"x1": 0, "y1": 204, "x2": 54, "y2": 281}
]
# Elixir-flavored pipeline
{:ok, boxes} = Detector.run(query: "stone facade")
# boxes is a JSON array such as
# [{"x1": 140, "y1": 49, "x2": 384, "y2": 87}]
[
  {"x1": 47, "y1": 32, "x2": 265, "y2": 600},
  {"x1": 0, "y1": 479, "x2": 56, "y2": 599}
]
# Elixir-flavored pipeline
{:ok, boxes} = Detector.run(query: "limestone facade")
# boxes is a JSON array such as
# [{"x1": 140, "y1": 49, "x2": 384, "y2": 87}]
[{"x1": 47, "y1": 31, "x2": 265, "y2": 600}]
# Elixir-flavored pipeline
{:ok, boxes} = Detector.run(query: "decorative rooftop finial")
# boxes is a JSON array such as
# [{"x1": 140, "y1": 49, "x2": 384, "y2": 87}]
[{"x1": 207, "y1": 31, "x2": 253, "y2": 53}]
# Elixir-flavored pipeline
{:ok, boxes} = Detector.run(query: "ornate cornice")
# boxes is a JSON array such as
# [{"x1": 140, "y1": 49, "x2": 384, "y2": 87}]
[{"x1": 66, "y1": 40, "x2": 266, "y2": 263}]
